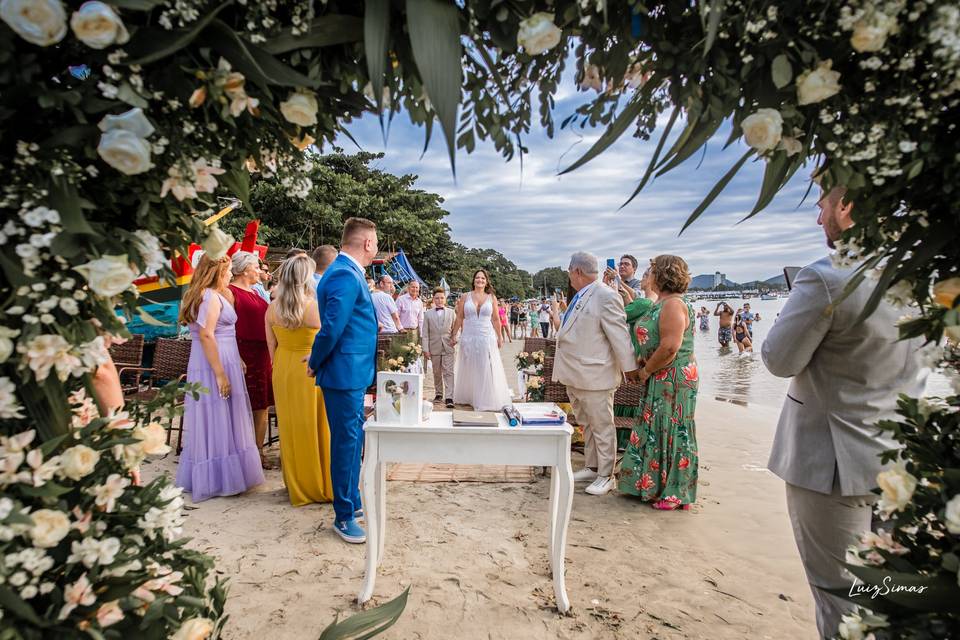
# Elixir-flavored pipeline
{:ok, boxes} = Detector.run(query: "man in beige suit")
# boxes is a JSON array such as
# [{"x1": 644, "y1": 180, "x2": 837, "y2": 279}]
[
  {"x1": 421, "y1": 287, "x2": 456, "y2": 408},
  {"x1": 553, "y1": 252, "x2": 639, "y2": 496}
]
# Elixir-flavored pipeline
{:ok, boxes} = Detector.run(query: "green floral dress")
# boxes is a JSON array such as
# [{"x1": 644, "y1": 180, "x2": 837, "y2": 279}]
[{"x1": 618, "y1": 299, "x2": 699, "y2": 506}]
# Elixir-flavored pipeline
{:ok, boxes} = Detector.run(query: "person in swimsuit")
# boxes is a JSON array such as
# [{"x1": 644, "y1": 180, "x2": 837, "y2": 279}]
[
  {"x1": 734, "y1": 315, "x2": 753, "y2": 353},
  {"x1": 714, "y1": 302, "x2": 734, "y2": 347},
  {"x1": 697, "y1": 306, "x2": 710, "y2": 331}
]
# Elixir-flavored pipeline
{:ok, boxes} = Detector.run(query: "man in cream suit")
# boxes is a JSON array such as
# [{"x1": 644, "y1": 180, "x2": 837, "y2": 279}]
[
  {"x1": 553, "y1": 252, "x2": 639, "y2": 496},
  {"x1": 421, "y1": 287, "x2": 456, "y2": 408},
  {"x1": 762, "y1": 186, "x2": 926, "y2": 638}
]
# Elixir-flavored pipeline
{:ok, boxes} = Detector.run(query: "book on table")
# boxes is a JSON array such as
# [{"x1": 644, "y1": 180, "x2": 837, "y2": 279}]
[
  {"x1": 452, "y1": 410, "x2": 500, "y2": 427},
  {"x1": 514, "y1": 403, "x2": 567, "y2": 426}
]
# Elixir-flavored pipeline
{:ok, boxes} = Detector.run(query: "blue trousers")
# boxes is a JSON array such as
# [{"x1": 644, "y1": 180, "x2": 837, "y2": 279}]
[{"x1": 321, "y1": 386, "x2": 365, "y2": 522}]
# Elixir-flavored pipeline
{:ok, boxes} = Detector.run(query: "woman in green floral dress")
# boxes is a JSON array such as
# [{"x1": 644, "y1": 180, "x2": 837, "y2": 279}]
[{"x1": 618, "y1": 255, "x2": 699, "y2": 510}]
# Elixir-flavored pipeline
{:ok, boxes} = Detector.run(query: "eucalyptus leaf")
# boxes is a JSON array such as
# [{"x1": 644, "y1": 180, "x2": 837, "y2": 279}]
[
  {"x1": 561, "y1": 98, "x2": 645, "y2": 175},
  {"x1": 0, "y1": 586, "x2": 45, "y2": 626},
  {"x1": 407, "y1": 0, "x2": 462, "y2": 174},
  {"x1": 655, "y1": 116, "x2": 723, "y2": 177},
  {"x1": 207, "y1": 20, "x2": 325, "y2": 89},
  {"x1": 262, "y1": 15, "x2": 363, "y2": 54},
  {"x1": 48, "y1": 177, "x2": 96, "y2": 236},
  {"x1": 111, "y1": 0, "x2": 165, "y2": 8},
  {"x1": 742, "y1": 152, "x2": 790, "y2": 220},
  {"x1": 319, "y1": 587, "x2": 410, "y2": 640},
  {"x1": 364, "y1": 0, "x2": 391, "y2": 115},
  {"x1": 680, "y1": 149, "x2": 754, "y2": 234},
  {"x1": 771, "y1": 54, "x2": 793, "y2": 89},
  {"x1": 702, "y1": 0, "x2": 725, "y2": 55},
  {"x1": 622, "y1": 104, "x2": 680, "y2": 208}
]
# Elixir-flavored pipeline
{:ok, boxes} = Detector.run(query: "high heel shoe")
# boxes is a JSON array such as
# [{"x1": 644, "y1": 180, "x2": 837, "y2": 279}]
[{"x1": 651, "y1": 499, "x2": 691, "y2": 511}]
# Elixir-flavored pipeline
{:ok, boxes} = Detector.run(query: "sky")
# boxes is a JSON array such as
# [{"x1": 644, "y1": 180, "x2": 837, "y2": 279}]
[{"x1": 332, "y1": 78, "x2": 828, "y2": 283}]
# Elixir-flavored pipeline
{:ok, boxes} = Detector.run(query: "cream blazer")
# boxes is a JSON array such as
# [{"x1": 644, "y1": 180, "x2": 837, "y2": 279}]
[{"x1": 551, "y1": 282, "x2": 636, "y2": 391}]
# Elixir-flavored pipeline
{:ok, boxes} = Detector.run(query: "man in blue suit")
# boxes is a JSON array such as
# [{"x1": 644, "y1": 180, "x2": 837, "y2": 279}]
[{"x1": 307, "y1": 217, "x2": 379, "y2": 543}]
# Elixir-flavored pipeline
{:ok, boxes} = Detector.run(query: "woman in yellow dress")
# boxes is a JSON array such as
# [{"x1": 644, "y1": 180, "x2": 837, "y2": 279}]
[{"x1": 265, "y1": 254, "x2": 334, "y2": 505}]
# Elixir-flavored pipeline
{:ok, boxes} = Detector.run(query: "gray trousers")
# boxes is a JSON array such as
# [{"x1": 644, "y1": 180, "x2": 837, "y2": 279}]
[
  {"x1": 430, "y1": 352, "x2": 455, "y2": 400},
  {"x1": 784, "y1": 479, "x2": 876, "y2": 639}
]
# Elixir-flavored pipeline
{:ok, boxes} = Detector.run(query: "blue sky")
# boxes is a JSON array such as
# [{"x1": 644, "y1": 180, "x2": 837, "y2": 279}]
[{"x1": 333, "y1": 79, "x2": 828, "y2": 283}]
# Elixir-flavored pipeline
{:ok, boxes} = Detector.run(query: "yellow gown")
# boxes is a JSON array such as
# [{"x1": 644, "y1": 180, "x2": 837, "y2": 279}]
[{"x1": 271, "y1": 325, "x2": 333, "y2": 505}]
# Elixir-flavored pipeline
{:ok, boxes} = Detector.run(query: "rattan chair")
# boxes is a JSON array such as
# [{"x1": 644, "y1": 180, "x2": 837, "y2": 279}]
[
  {"x1": 542, "y1": 356, "x2": 554, "y2": 381},
  {"x1": 122, "y1": 337, "x2": 192, "y2": 453},
  {"x1": 613, "y1": 382, "x2": 647, "y2": 436},
  {"x1": 523, "y1": 337, "x2": 547, "y2": 353},
  {"x1": 544, "y1": 339, "x2": 557, "y2": 357},
  {"x1": 109, "y1": 334, "x2": 145, "y2": 396}
]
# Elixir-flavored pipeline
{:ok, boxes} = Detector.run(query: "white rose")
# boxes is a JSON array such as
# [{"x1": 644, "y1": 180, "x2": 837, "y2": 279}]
[
  {"x1": 201, "y1": 225, "x2": 234, "y2": 260},
  {"x1": 517, "y1": 12, "x2": 561, "y2": 55},
  {"x1": 171, "y1": 617, "x2": 215, "y2": 640},
  {"x1": 741, "y1": 108, "x2": 783, "y2": 152},
  {"x1": 29, "y1": 508, "x2": 70, "y2": 548},
  {"x1": 838, "y1": 613, "x2": 867, "y2": 640},
  {"x1": 796, "y1": 60, "x2": 841, "y2": 106},
  {"x1": 97, "y1": 129, "x2": 152, "y2": 175},
  {"x1": 945, "y1": 494, "x2": 960, "y2": 535},
  {"x1": 70, "y1": 1, "x2": 128, "y2": 50},
  {"x1": 876, "y1": 463, "x2": 918, "y2": 515},
  {"x1": 279, "y1": 91, "x2": 318, "y2": 127},
  {"x1": 98, "y1": 107, "x2": 154, "y2": 139},
  {"x1": 75, "y1": 254, "x2": 137, "y2": 297},
  {"x1": 133, "y1": 230, "x2": 165, "y2": 275},
  {"x1": 133, "y1": 422, "x2": 170, "y2": 456},
  {"x1": 0, "y1": 0, "x2": 68, "y2": 47},
  {"x1": 0, "y1": 326, "x2": 19, "y2": 363},
  {"x1": 778, "y1": 136, "x2": 803, "y2": 156},
  {"x1": 850, "y1": 13, "x2": 897, "y2": 53},
  {"x1": 59, "y1": 445, "x2": 100, "y2": 481}
]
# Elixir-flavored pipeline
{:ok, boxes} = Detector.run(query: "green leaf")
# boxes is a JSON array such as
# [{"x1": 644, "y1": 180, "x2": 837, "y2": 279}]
[
  {"x1": 364, "y1": 0, "x2": 391, "y2": 113},
  {"x1": 560, "y1": 98, "x2": 646, "y2": 175},
  {"x1": 124, "y1": 0, "x2": 232, "y2": 66},
  {"x1": 742, "y1": 152, "x2": 790, "y2": 220},
  {"x1": 655, "y1": 115, "x2": 724, "y2": 177},
  {"x1": 680, "y1": 149, "x2": 754, "y2": 234},
  {"x1": 262, "y1": 15, "x2": 363, "y2": 54},
  {"x1": 905, "y1": 158, "x2": 923, "y2": 180},
  {"x1": 771, "y1": 54, "x2": 793, "y2": 89},
  {"x1": 0, "y1": 586, "x2": 46, "y2": 626},
  {"x1": 20, "y1": 482, "x2": 73, "y2": 498},
  {"x1": 39, "y1": 433, "x2": 68, "y2": 457},
  {"x1": 207, "y1": 20, "x2": 325, "y2": 89},
  {"x1": 319, "y1": 587, "x2": 410, "y2": 640},
  {"x1": 41, "y1": 124, "x2": 97, "y2": 149},
  {"x1": 20, "y1": 377, "x2": 70, "y2": 440},
  {"x1": 48, "y1": 177, "x2": 96, "y2": 236},
  {"x1": 111, "y1": 0, "x2": 165, "y2": 8},
  {"x1": 844, "y1": 564, "x2": 960, "y2": 613},
  {"x1": 0, "y1": 250, "x2": 30, "y2": 287},
  {"x1": 117, "y1": 82, "x2": 149, "y2": 109},
  {"x1": 406, "y1": 0, "x2": 462, "y2": 174},
  {"x1": 702, "y1": 0, "x2": 725, "y2": 55},
  {"x1": 219, "y1": 164, "x2": 251, "y2": 212},
  {"x1": 622, "y1": 104, "x2": 680, "y2": 208}
]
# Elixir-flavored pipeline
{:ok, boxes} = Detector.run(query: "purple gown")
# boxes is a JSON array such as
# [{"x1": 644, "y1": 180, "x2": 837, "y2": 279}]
[{"x1": 176, "y1": 289, "x2": 265, "y2": 501}]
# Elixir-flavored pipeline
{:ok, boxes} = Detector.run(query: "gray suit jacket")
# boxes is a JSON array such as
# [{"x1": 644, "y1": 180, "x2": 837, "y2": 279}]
[
  {"x1": 421, "y1": 306, "x2": 455, "y2": 356},
  {"x1": 762, "y1": 256, "x2": 926, "y2": 496}
]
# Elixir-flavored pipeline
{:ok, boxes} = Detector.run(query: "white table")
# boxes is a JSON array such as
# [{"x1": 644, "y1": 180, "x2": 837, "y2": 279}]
[{"x1": 358, "y1": 411, "x2": 574, "y2": 612}]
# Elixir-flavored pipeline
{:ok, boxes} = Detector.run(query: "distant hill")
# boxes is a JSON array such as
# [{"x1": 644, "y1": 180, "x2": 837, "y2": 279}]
[
  {"x1": 764, "y1": 274, "x2": 787, "y2": 286},
  {"x1": 688, "y1": 273, "x2": 788, "y2": 290},
  {"x1": 690, "y1": 274, "x2": 740, "y2": 290}
]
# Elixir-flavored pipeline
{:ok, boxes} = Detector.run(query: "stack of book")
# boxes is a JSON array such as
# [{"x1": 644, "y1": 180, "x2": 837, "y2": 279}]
[{"x1": 513, "y1": 403, "x2": 567, "y2": 426}]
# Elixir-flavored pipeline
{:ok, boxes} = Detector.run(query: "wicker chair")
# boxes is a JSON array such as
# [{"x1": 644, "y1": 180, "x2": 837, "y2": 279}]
[
  {"x1": 523, "y1": 337, "x2": 547, "y2": 353},
  {"x1": 544, "y1": 339, "x2": 557, "y2": 357},
  {"x1": 542, "y1": 356, "x2": 554, "y2": 381},
  {"x1": 123, "y1": 337, "x2": 192, "y2": 453},
  {"x1": 613, "y1": 382, "x2": 647, "y2": 435},
  {"x1": 109, "y1": 334, "x2": 145, "y2": 396}
]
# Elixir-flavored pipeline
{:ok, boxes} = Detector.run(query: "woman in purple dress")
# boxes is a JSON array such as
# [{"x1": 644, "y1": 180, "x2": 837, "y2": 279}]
[{"x1": 175, "y1": 254, "x2": 265, "y2": 502}]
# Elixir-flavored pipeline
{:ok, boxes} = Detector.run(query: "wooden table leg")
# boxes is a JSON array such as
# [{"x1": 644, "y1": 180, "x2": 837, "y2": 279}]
[
  {"x1": 376, "y1": 460, "x2": 386, "y2": 566},
  {"x1": 552, "y1": 437, "x2": 573, "y2": 613},
  {"x1": 358, "y1": 433, "x2": 378, "y2": 604}
]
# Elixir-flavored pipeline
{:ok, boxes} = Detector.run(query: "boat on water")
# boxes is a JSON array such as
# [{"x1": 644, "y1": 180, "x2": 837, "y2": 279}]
[{"x1": 760, "y1": 293, "x2": 779, "y2": 301}]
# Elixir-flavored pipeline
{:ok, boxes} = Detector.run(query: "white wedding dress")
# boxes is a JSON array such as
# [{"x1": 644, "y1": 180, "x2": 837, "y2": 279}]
[{"x1": 453, "y1": 294, "x2": 513, "y2": 411}]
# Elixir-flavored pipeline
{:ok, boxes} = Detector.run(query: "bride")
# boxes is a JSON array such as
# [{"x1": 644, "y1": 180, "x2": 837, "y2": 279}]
[{"x1": 450, "y1": 269, "x2": 513, "y2": 411}]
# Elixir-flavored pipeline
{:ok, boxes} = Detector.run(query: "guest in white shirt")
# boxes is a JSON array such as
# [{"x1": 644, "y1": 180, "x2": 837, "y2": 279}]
[
  {"x1": 371, "y1": 275, "x2": 401, "y2": 333},
  {"x1": 396, "y1": 281, "x2": 424, "y2": 331},
  {"x1": 311, "y1": 245, "x2": 338, "y2": 288}
]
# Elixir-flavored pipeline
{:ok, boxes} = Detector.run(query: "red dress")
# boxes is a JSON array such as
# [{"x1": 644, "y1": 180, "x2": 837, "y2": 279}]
[{"x1": 229, "y1": 285, "x2": 273, "y2": 411}]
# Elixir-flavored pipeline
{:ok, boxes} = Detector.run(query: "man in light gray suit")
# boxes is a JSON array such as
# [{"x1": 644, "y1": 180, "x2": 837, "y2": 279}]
[
  {"x1": 421, "y1": 287, "x2": 456, "y2": 408},
  {"x1": 762, "y1": 186, "x2": 927, "y2": 639}
]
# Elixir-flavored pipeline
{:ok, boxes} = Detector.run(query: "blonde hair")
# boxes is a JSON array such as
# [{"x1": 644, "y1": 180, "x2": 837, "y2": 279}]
[
  {"x1": 273, "y1": 254, "x2": 316, "y2": 328},
  {"x1": 180, "y1": 254, "x2": 230, "y2": 325}
]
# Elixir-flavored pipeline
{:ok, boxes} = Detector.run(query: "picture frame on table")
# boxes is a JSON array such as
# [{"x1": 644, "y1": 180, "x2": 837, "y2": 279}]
[{"x1": 375, "y1": 371, "x2": 423, "y2": 425}]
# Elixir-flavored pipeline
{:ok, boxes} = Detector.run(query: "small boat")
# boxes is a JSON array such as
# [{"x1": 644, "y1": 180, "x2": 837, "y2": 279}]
[{"x1": 760, "y1": 293, "x2": 778, "y2": 301}]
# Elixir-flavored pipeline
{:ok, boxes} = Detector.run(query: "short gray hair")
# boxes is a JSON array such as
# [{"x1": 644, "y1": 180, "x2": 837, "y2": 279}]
[
  {"x1": 568, "y1": 251, "x2": 598, "y2": 276},
  {"x1": 230, "y1": 251, "x2": 260, "y2": 276}
]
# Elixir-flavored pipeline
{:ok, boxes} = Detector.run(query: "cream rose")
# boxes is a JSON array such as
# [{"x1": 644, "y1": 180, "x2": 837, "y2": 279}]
[
  {"x1": 779, "y1": 136, "x2": 803, "y2": 156},
  {"x1": 201, "y1": 225, "x2": 233, "y2": 260},
  {"x1": 97, "y1": 129, "x2": 152, "y2": 175},
  {"x1": 796, "y1": 60, "x2": 841, "y2": 106},
  {"x1": 75, "y1": 254, "x2": 137, "y2": 297},
  {"x1": 933, "y1": 277, "x2": 960, "y2": 308},
  {"x1": 0, "y1": 326, "x2": 19, "y2": 364},
  {"x1": 70, "y1": 1, "x2": 129, "y2": 49},
  {"x1": 517, "y1": 12, "x2": 562, "y2": 55},
  {"x1": 279, "y1": 91, "x2": 318, "y2": 127},
  {"x1": 30, "y1": 508, "x2": 71, "y2": 548},
  {"x1": 98, "y1": 107, "x2": 154, "y2": 139},
  {"x1": 133, "y1": 422, "x2": 170, "y2": 456},
  {"x1": 0, "y1": 0, "x2": 68, "y2": 47},
  {"x1": 59, "y1": 445, "x2": 100, "y2": 481},
  {"x1": 876, "y1": 463, "x2": 918, "y2": 515},
  {"x1": 945, "y1": 494, "x2": 960, "y2": 535},
  {"x1": 850, "y1": 13, "x2": 897, "y2": 53},
  {"x1": 171, "y1": 617, "x2": 215, "y2": 640},
  {"x1": 741, "y1": 108, "x2": 783, "y2": 152}
]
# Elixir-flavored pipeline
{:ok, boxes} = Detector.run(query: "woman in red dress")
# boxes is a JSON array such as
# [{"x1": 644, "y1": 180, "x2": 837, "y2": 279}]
[{"x1": 229, "y1": 251, "x2": 274, "y2": 467}]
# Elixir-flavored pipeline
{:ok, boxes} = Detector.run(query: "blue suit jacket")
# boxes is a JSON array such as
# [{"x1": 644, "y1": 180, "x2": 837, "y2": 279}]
[{"x1": 308, "y1": 254, "x2": 377, "y2": 390}]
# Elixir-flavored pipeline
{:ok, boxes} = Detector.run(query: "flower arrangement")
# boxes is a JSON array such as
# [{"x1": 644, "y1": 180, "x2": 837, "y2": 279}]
[
  {"x1": 383, "y1": 338, "x2": 423, "y2": 373},
  {"x1": 515, "y1": 350, "x2": 545, "y2": 374},
  {"x1": 525, "y1": 375, "x2": 545, "y2": 402},
  {"x1": 0, "y1": 389, "x2": 225, "y2": 637}
]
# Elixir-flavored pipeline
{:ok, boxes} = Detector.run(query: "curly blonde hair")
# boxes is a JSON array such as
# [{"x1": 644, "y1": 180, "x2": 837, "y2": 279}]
[{"x1": 649, "y1": 255, "x2": 691, "y2": 294}]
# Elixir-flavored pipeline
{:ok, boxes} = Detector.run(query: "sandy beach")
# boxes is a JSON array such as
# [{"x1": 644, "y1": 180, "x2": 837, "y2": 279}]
[{"x1": 143, "y1": 339, "x2": 817, "y2": 639}]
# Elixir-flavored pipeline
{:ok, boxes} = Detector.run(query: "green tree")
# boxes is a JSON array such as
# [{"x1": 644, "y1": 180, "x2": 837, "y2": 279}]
[{"x1": 531, "y1": 267, "x2": 568, "y2": 298}]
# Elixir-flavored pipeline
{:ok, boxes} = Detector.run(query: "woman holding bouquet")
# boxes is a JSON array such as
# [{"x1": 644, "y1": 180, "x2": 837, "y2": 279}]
[{"x1": 618, "y1": 255, "x2": 699, "y2": 511}]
